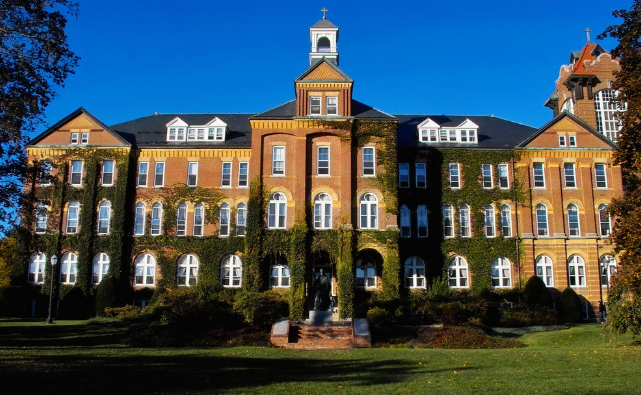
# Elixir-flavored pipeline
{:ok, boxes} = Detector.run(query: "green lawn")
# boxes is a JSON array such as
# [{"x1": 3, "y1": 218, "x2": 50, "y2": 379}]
[{"x1": 0, "y1": 319, "x2": 639, "y2": 394}]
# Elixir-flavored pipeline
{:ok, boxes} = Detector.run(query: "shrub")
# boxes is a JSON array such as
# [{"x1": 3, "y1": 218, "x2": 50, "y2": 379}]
[
  {"x1": 427, "y1": 276, "x2": 451, "y2": 300},
  {"x1": 232, "y1": 291, "x2": 289, "y2": 327},
  {"x1": 560, "y1": 287, "x2": 583, "y2": 323},
  {"x1": 410, "y1": 326, "x2": 524, "y2": 349},
  {"x1": 150, "y1": 288, "x2": 238, "y2": 327},
  {"x1": 440, "y1": 302, "x2": 471, "y2": 326},
  {"x1": 499, "y1": 304, "x2": 559, "y2": 327},
  {"x1": 58, "y1": 287, "x2": 91, "y2": 319},
  {"x1": 94, "y1": 276, "x2": 118, "y2": 316},
  {"x1": 367, "y1": 306, "x2": 396, "y2": 330},
  {"x1": 104, "y1": 305, "x2": 142, "y2": 321},
  {"x1": 523, "y1": 276, "x2": 553, "y2": 307}
]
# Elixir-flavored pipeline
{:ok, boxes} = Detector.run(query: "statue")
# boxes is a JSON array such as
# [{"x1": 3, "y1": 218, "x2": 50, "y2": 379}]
[{"x1": 313, "y1": 268, "x2": 330, "y2": 311}]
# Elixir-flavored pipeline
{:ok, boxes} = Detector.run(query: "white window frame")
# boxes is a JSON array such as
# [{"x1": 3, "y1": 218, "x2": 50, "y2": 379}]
[
  {"x1": 600, "y1": 255, "x2": 617, "y2": 287},
  {"x1": 313, "y1": 193, "x2": 332, "y2": 229},
  {"x1": 448, "y1": 256, "x2": 469, "y2": 289},
  {"x1": 268, "y1": 192, "x2": 287, "y2": 229},
  {"x1": 558, "y1": 135, "x2": 567, "y2": 147},
  {"x1": 35, "y1": 202, "x2": 48, "y2": 234},
  {"x1": 536, "y1": 255, "x2": 554, "y2": 287},
  {"x1": 101, "y1": 160, "x2": 114, "y2": 186},
  {"x1": 491, "y1": 257, "x2": 511, "y2": 288},
  {"x1": 60, "y1": 252, "x2": 78, "y2": 285},
  {"x1": 594, "y1": 89, "x2": 623, "y2": 141},
  {"x1": 449, "y1": 163, "x2": 460, "y2": 189},
  {"x1": 595, "y1": 164, "x2": 608, "y2": 189},
  {"x1": 176, "y1": 203, "x2": 187, "y2": 236},
  {"x1": 498, "y1": 164, "x2": 509, "y2": 189},
  {"x1": 400, "y1": 205, "x2": 411, "y2": 237},
  {"x1": 177, "y1": 254, "x2": 199, "y2": 287},
  {"x1": 81, "y1": 132, "x2": 89, "y2": 144},
  {"x1": 187, "y1": 128, "x2": 196, "y2": 141},
  {"x1": 564, "y1": 163, "x2": 576, "y2": 189},
  {"x1": 362, "y1": 147, "x2": 375, "y2": 176},
  {"x1": 66, "y1": 201, "x2": 80, "y2": 234},
  {"x1": 326, "y1": 96, "x2": 338, "y2": 115},
  {"x1": 238, "y1": 162, "x2": 249, "y2": 187},
  {"x1": 70, "y1": 132, "x2": 79, "y2": 144},
  {"x1": 134, "y1": 202, "x2": 146, "y2": 236},
  {"x1": 415, "y1": 163, "x2": 426, "y2": 188},
  {"x1": 443, "y1": 205, "x2": 454, "y2": 238},
  {"x1": 137, "y1": 162, "x2": 149, "y2": 187},
  {"x1": 417, "y1": 205, "x2": 428, "y2": 238},
  {"x1": 310, "y1": 96, "x2": 321, "y2": 115},
  {"x1": 568, "y1": 255, "x2": 586, "y2": 287},
  {"x1": 28, "y1": 252, "x2": 46, "y2": 284},
  {"x1": 569, "y1": 135, "x2": 577, "y2": 147},
  {"x1": 272, "y1": 146, "x2": 285, "y2": 176},
  {"x1": 271, "y1": 264, "x2": 290, "y2": 288},
  {"x1": 481, "y1": 164, "x2": 493, "y2": 188},
  {"x1": 154, "y1": 162, "x2": 165, "y2": 187},
  {"x1": 70, "y1": 160, "x2": 83, "y2": 186},
  {"x1": 187, "y1": 162, "x2": 198, "y2": 187},
  {"x1": 317, "y1": 146, "x2": 330, "y2": 176},
  {"x1": 134, "y1": 254, "x2": 156, "y2": 286},
  {"x1": 567, "y1": 204, "x2": 580, "y2": 237},
  {"x1": 459, "y1": 204, "x2": 471, "y2": 237},
  {"x1": 97, "y1": 200, "x2": 111, "y2": 235},
  {"x1": 404, "y1": 256, "x2": 426, "y2": 289},
  {"x1": 484, "y1": 205, "x2": 496, "y2": 237},
  {"x1": 536, "y1": 204, "x2": 549, "y2": 237},
  {"x1": 92, "y1": 253, "x2": 110, "y2": 285},
  {"x1": 151, "y1": 202, "x2": 163, "y2": 236},
  {"x1": 236, "y1": 203, "x2": 247, "y2": 236},
  {"x1": 599, "y1": 204, "x2": 611, "y2": 237},
  {"x1": 193, "y1": 203, "x2": 205, "y2": 236},
  {"x1": 533, "y1": 163, "x2": 545, "y2": 188},
  {"x1": 221, "y1": 162, "x2": 232, "y2": 187},
  {"x1": 356, "y1": 258, "x2": 377, "y2": 289},
  {"x1": 221, "y1": 255, "x2": 242, "y2": 288},
  {"x1": 359, "y1": 193, "x2": 378, "y2": 229},
  {"x1": 500, "y1": 204, "x2": 512, "y2": 237},
  {"x1": 399, "y1": 163, "x2": 410, "y2": 188},
  {"x1": 219, "y1": 203, "x2": 230, "y2": 236}
]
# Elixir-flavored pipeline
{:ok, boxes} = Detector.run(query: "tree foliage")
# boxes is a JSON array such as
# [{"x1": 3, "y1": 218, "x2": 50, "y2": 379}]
[
  {"x1": 599, "y1": 1, "x2": 641, "y2": 335},
  {"x1": 0, "y1": 1, "x2": 79, "y2": 232}
]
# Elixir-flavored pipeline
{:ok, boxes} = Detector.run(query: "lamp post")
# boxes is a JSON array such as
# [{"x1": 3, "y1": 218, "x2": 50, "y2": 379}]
[{"x1": 46, "y1": 254, "x2": 58, "y2": 324}]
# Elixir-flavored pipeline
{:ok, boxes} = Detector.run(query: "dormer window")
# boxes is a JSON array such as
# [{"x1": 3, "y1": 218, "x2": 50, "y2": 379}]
[
  {"x1": 166, "y1": 117, "x2": 227, "y2": 142},
  {"x1": 209, "y1": 127, "x2": 225, "y2": 141},
  {"x1": 417, "y1": 118, "x2": 478, "y2": 144},
  {"x1": 310, "y1": 97, "x2": 321, "y2": 115}
]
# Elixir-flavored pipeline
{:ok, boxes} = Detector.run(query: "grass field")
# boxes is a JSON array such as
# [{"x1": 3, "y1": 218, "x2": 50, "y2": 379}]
[{"x1": 1, "y1": 319, "x2": 640, "y2": 394}]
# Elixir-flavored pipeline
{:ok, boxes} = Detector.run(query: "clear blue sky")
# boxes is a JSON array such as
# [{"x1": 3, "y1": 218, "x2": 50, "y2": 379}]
[{"x1": 37, "y1": 0, "x2": 631, "y2": 136}]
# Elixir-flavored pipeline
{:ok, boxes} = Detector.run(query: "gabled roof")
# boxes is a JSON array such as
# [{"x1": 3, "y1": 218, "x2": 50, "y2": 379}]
[
  {"x1": 251, "y1": 99, "x2": 395, "y2": 120},
  {"x1": 312, "y1": 19, "x2": 337, "y2": 29},
  {"x1": 295, "y1": 57, "x2": 352, "y2": 82},
  {"x1": 28, "y1": 107, "x2": 131, "y2": 146}
]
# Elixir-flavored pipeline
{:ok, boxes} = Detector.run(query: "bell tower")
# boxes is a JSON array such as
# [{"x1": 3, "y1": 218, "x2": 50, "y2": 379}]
[{"x1": 309, "y1": 8, "x2": 339, "y2": 66}]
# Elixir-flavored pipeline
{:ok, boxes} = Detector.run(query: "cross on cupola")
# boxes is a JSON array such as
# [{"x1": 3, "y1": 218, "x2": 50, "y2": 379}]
[
  {"x1": 585, "y1": 28, "x2": 592, "y2": 43},
  {"x1": 321, "y1": 7, "x2": 328, "y2": 19},
  {"x1": 309, "y1": 11, "x2": 339, "y2": 65}
]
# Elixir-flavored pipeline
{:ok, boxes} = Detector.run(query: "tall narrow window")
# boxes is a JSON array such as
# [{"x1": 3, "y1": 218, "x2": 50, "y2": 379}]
[
  {"x1": 238, "y1": 162, "x2": 249, "y2": 187},
  {"x1": 176, "y1": 203, "x2": 187, "y2": 236},
  {"x1": 404, "y1": 256, "x2": 426, "y2": 288},
  {"x1": 400, "y1": 205, "x2": 411, "y2": 237},
  {"x1": 97, "y1": 201, "x2": 111, "y2": 235},
  {"x1": 272, "y1": 146, "x2": 285, "y2": 176},
  {"x1": 28, "y1": 252, "x2": 46, "y2": 284},
  {"x1": 415, "y1": 163, "x2": 426, "y2": 188},
  {"x1": 60, "y1": 252, "x2": 78, "y2": 284},
  {"x1": 271, "y1": 264, "x2": 290, "y2": 288},
  {"x1": 219, "y1": 203, "x2": 230, "y2": 236},
  {"x1": 600, "y1": 255, "x2": 617, "y2": 287},
  {"x1": 362, "y1": 147, "x2": 375, "y2": 176},
  {"x1": 38, "y1": 161, "x2": 52, "y2": 186},
  {"x1": 154, "y1": 162, "x2": 165, "y2": 187},
  {"x1": 599, "y1": 204, "x2": 611, "y2": 237},
  {"x1": 35, "y1": 202, "x2": 48, "y2": 234},
  {"x1": 70, "y1": 160, "x2": 83, "y2": 186},
  {"x1": 134, "y1": 254, "x2": 156, "y2": 286},
  {"x1": 359, "y1": 193, "x2": 378, "y2": 229},
  {"x1": 151, "y1": 202, "x2": 163, "y2": 236},
  {"x1": 535, "y1": 255, "x2": 554, "y2": 287},
  {"x1": 221, "y1": 162, "x2": 232, "y2": 187},
  {"x1": 187, "y1": 128, "x2": 196, "y2": 140},
  {"x1": 449, "y1": 163, "x2": 460, "y2": 188},
  {"x1": 177, "y1": 254, "x2": 199, "y2": 286},
  {"x1": 459, "y1": 204, "x2": 471, "y2": 237},
  {"x1": 177, "y1": 128, "x2": 185, "y2": 140},
  {"x1": 134, "y1": 202, "x2": 146, "y2": 235},
  {"x1": 356, "y1": 258, "x2": 377, "y2": 289},
  {"x1": 569, "y1": 135, "x2": 577, "y2": 147},
  {"x1": 595, "y1": 163, "x2": 608, "y2": 189},
  {"x1": 498, "y1": 164, "x2": 509, "y2": 189},
  {"x1": 491, "y1": 257, "x2": 511, "y2": 288},
  {"x1": 317, "y1": 146, "x2": 330, "y2": 176},
  {"x1": 221, "y1": 255, "x2": 242, "y2": 287},
  {"x1": 193, "y1": 203, "x2": 205, "y2": 236},
  {"x1": 187, "y1": 162, "x2": 198, "y2": 187},
  {"x1": 92, "y1": 253, "x2": 110, "y2": 285},
  {"x1": 481, "y1": 164, "x2": 493, "y2": 188},
  {"x1": 567, "y1": 204, "x2": 580, "y2": 237},
  {"x1": 66, "y1": 201, "x2": 80, "y2": 234},
  {"x1": 236, "y1": 203, "x2": 247, "y2": 236},
  {"x1": 484, "y1": 205, "x2": 496, "y2": 237},
  {"x1": 448, "y1": 256, "x2": 469, "y2": 288},
  {"x1": 310, "y1": 96, "x2": 321, "y2": 115},
  {"x1": 558, "y1": 135, "x2": 567, "y2": 147},
  {"x1": 500, "y1": 205, "x2": 512, "y2": 237},
  {"x1": 101, "y1": 160, "x2": 114, "y2": 186},
  {"x1": 70, "y1": 132, "x2": 78, "y2": 144},
  {"x1": 81, "y1": 132, "x2": 89, "y2": 144},
  {"x1": 533, "y1": 163, "x2": 545, "y2": 188},
  {"x1": 137, "y1": 162, "x2": 149, "y2": 187},
  {"x1": 443, "y1": 205, "x2": 454, "y2": 238},
  {"x1": 314, "y1": 193, "x2": 332, "y2": 229},
  {"x1": 594, "y1": 89, "x2": 622, "y2": 141},
  {"x1": 564, "y1": 163, "x2": 576, "y2": 188},
  {"x1": 417, "y1": 205, "x2": 428, "y2": 237},
  {"x1": 399, "y1": 163, "x2": 410, "y2": 188},
  {"x1": 568, "y1": 255, "x2": 586, "y2": 287},
  {"x1": 536, "y1": 204, "x2": 549, "y2": 236},
  {"x1": 326, "y1": 97, "x2": 338, "y2": 115},
  {"x1": 268, "y1": 193, "x2": 287, "y2": 229}
]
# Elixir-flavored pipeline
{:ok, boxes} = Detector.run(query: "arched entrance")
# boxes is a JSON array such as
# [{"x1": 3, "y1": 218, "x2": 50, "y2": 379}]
[{"x1": 309, "y1": 252, "x2": 336, "y2": 312}]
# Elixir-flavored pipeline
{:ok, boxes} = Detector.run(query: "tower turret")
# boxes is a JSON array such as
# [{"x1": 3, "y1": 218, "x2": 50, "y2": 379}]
[{"x1": 309, "y1": 8, "x2": 339, "y2": 66}]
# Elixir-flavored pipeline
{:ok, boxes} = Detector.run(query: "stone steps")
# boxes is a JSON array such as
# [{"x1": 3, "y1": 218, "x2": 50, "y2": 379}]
[{"x1": 270, "y1": 317, "x2": 371, "y2": 349}]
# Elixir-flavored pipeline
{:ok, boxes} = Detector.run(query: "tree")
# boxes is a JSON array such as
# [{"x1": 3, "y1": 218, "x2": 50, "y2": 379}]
[
  {"x1": 0, "y1": 236, "x2": 16, "y2": 287},
  {"x1": 599, "y1": 1, "x2": 641, "y2": 335},
  {"x1": 0, "y1": 1, "x2": 79, "y2": 233}
]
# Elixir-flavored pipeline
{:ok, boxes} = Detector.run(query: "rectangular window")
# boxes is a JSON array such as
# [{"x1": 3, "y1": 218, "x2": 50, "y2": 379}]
[
  {"x1": 176, "y1": 128, "x2": 185, "y2": 140},
  {"x1": 449, "y1": 130, "x2": 456, "y2": 141},
  {"x1": 400, "y1": 208, "x2": 411, "y2": 238},
  {"x1": 101, "y1": 160, "x2": 114, "y2": 186},
  {"x1": 215, "y1": 127, "x2": 224, "y2": 141},
  {"x1": 236, "y1": 204, "x2": 246, "y2": 236},
  {"x1": 317, "y1": 146, "x2": 330, "y2": 176},
  {"x1": 137, "y1": 162, "x2": 149, "y2": 187},
  {"x1": 70, "y1": 160, "x2": 83, "y2": 186},
  {"x1": 468, "y1": 130, "x2": 477, "y2": 142},
  {"x1": 595, "y1": 164, "x2": 608, "y2": 189},
  {"x1": 154, "y1": 162, "x2": 165, "y2": 187},
  {"x1": 460, "y1": 130, "x2": 468, "y2": 142},
  {"x1": 187, "y1": 128, "x2": 196, "y2": 140},
  {"x1": 272, "y1": 146, "x2": 285, "y2": 176},
  {"x1": 449, "y1": 163, "x2": 460, "y2": 188},
  {"x1": 176, "y1": 205, "x2": 187, "y2": 236},
  {"x1": 439, "y1": 129, "x2": 448, "y2": 141},
  {"x1": 533, "y1": 163, "x2": 545, "y2": 188},
  {"x1": 399, "y1": 163, "x2": 410, "y2": 188},
  {"x1": 417, "y1": 206, "x2": 428, "y2": 237},
  {"x1": 419, "y1": 129, "x2": 428, "y2": 142},
  {"x1": 559, "y1": 135, "x2": 566, "y2": 147},
  {"x1": 70, "y1": 132, "x2": 78, "y2": 144},
  {"x1": 168, "y1": 128, "x2": 176, "y2": 141},
  {"x1": 187, "y1": 162, "x2": 198, "y2": 187},
  {"x1": 482, "y1": 164, "x2": 493, "y2": 188},
  {"x1": 221, "y1": 162, "x2": 232, "y2": 187},
  {"x1": 429, "y1": 130, "x2": 437, "y2": 142},
  {"x1": 207, "y1": 128, "x2": 215, "y2": 140},
  {"x1": 443, "y1": 206, "x2": 454, "y2": 238},
  {"x1": 326, "y1": 97, "x2": 337, "y2": 115},
  {"x1": 197, "y1": 128, "x2": 205, "y2": 140},
  {"x1": 569, "y1": 135, "x2": 577, "y2": 147},
  {"x1": 38, "y1": 161, "x2": 52, "y2": 186},
  {"x1": 238, "y1": 162, "x2": 249, "y2": 187},
  {"x1": 80, "y1": 132, "x2": 89, "y2": 144},
  {"x1": 362, "y1": 147, "x2": 375, "y2": 176},
  {"x1": 498, "y1": 164, "x2": 509, "y2": 189},
  {"x1": 415, "y1": 163, "x2": 426, "y2": 188},
  {"x1": 310, "y1": 96, "x2": 321, "y2": 115},
  {"x1": 564, "y1": 163, "x2": 576, "y2": 188}
]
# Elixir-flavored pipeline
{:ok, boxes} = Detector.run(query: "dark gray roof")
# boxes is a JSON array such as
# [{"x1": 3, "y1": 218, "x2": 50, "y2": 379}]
[
  {"x1": 110, "y1": 113, "x2": 253, "y2": 148},
  {"x1": 395, "y1": 115, "x2": 538, "y2": 149},
  {"x1": 252, "y1": 99, "x2": 395, "y2": 120},
  {"x1": 312, "y1": 19, "x2": 337, "y2": 28}
]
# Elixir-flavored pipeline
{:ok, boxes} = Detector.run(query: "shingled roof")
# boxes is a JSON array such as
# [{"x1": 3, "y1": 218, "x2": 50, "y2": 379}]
[
  {"x1": 312, "y1": 19, "x2": 337, "y2": 28},
  {"x1": 252, "y1": 99, "x2": 395, "y2": 120}
]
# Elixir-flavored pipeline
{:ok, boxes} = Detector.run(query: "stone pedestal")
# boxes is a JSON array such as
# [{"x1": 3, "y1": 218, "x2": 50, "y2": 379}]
[{"x1": 308, "y1": 310, "x2": 333, "y2": 326}]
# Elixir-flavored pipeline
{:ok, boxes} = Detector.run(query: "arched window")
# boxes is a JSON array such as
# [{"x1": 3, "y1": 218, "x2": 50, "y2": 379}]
[
  {"x1": 404, "y1": 256, "x2": 426, "y2": 289},
  {"x1": 443, "y1": 205, "x2": 454, "y2": 238},
  {"x1": 97, "y1": 201, "x2": 111, "y2": 235},
  {"x1": 400, "y1": 205, "x2": 411, "y2": 237},
  {"x1": 219, "y1": 203, "x2": 230, "y2": 236},
  {"x1": 66, "y1": 201, "x2": 80, "y2": 234},
  {"x1": 317, "y1": 36, "x2": 331, "y2": 52},
  {"x1": 594, "y1": 89, "x2": 623, "y2": 141},
  {"x1": 536, "y1": 204, "x2": 549, "y2": 236},
  {"x1": 567, "y1": 204, "x2": 580, "y2": 237},
  {"x1": 236, "y1": 203, "x2": 246, "y2": 236},
  {"x1": 268, "y1": 193, "x2": 287, "y2": 229},
  {"x1": 134, "y1": 202, "x2": 146, "y2": 235},
  {"x1": 568, "y1": 255, "x2": 586, "y2": 287},
  {"x1": 491, "y1": 257, "x2": 511, "y2": 288},
  {"x1": 177, "y1": 254, "x2": 199, "y2": 286},
  {"x1": 600, "y1": 255, "x2": 617, "y2": 287},
  {"x1": 459, "y1": 204, "x2": 471, "y2": 237},
  {"x1": 359, "y1": 193, "x2": 378, "y2": 229},
  {"x1": 151, "y1": 202, "x2": 163, "y2": 236},
  {"x1": 92, "y1": 253, "x2": 110, "y2": 284},
  {"x1": 417, "y1": 205, "x2": 428, "y2": 237},
  {"x1": 448, "y1": 256, "x2": 469, "y2": 288},
  {"x1": 561, "y1": 98, "x2": 574, "y2": 114},
  {"x1": 193, "y1": 203, "x2": 205, "y2": 236},
  {"x1": 35, "y1": 202, "x2": 48, "y2": 234},
  {"x1": 28, "y1": 252, "x2": 46, "y2": 284},
  {"x1": 270, "y1": 263, "x2": 290, "y2": 288},
  {"x1": 176, "y1": 203, "x2": 187, "y2": 236},
  {"x1": 60, "y1": 252, "x2": 78, "y2": 284},
  {"x1": 599, "y1": 204, "x2": 611, "y2": 237},
  {"x1": 535, "y1": 255, "x2": 554, "y2": 287},
  {"x1": 134, "y1": 254, "x2": 156, "y2": 286},
  {"x1": 314, "y1": 193, "x2": 332, "y2": 229},
  {"x1": 221, "y1": 255, "x2": 242, "y2": 287},
  {"x1": 500, "y1": 205, "x2": 512, "y2": 237},
  {"x1": 356, "y1": 257, "x2": 377, "y2": 289},
  {"x1": 484, "y1": 205, "x2": 495, "y2": 237}
]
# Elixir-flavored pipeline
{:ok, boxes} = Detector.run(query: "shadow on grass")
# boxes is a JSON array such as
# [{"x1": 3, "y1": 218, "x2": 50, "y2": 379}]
[{"x1": 0, "y1": 321, "x2": 129, "y2": 347}]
